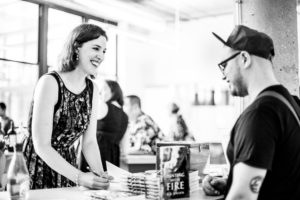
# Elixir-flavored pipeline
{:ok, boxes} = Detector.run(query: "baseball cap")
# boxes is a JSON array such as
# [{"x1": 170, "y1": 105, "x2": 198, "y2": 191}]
[{"x1": 212, "y1": 25, "x2": 275, "y2": 59}]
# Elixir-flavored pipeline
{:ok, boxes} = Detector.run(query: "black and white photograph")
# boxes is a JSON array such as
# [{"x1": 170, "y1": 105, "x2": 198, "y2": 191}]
[{"x1": 0, "y1": 0, "x2": 300, "y2": 200}]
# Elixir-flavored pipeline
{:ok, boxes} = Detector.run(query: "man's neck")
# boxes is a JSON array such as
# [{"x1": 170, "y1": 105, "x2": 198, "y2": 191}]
[
  {"x1": 248, "y1": 79, "x2": 280, "y2": 101},
  {"x1": 0, "y1": 115, "x2": 7, "y2": 120},
  {"x1": 130, "y1": 110, "x2": 143, "y2": 122},
  {"x1": 247, "y1": 59, "x2": 281, "y2": 101}
]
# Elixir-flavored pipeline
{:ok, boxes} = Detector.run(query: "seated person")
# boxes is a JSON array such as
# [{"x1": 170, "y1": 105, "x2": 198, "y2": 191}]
[
  {"x1": 123, "y1": 95, "x2": 164, "y2": 154},
  {"x1": 167, "y1": 103, "x2": 195, "y2": 141}
]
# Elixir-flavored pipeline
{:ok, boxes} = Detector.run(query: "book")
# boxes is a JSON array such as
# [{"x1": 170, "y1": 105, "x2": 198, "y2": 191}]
[
  {"x1": 157, "y1": 142, "x2": 210, "y2": 178},
  {"x1": 144, "y1": 170, "x2": 200, "y2": 200},
  {"x1": 158, "y1": 145, "x2": 190, "y2": 199}
]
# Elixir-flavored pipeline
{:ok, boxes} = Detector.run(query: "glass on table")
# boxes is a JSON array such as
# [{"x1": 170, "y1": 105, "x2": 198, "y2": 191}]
[{"x1": 0, "y1": 131, "x2": 6, "y2": 191}]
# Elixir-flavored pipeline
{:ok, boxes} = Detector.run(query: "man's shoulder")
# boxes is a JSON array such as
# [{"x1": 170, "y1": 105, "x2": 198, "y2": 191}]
[
  {"x1": 293, "y1": 95, "x2": 300, "y2": 106},
  {"x1": 258, "y1": 84, "x2": 292, "y2": 102},
  {"x1": 252, "y1": 84, "x2": 300, "y2": 114},
  {"x1": 138, "y1": 112, "x2": 153, "y2": 122},
  {"x1": 2, "y1": 116, "x2": 12, "y2": 122}
]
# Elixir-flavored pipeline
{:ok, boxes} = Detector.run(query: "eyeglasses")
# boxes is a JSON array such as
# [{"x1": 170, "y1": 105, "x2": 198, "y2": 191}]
[{"x1": 218, "y1": 52, "x2": 241, "y2": 72}]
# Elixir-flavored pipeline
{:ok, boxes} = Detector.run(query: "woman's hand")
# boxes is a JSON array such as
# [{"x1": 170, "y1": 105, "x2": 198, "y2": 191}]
[
  {"x1": 78, "y1": 172, "x2": 111, "y2": 190},
  {"x1": 202, "y1": 175, "x2": 227, "y2": 196},
  {"x1": 98, "y1": 171, "x2": 114, "y2": 181}
]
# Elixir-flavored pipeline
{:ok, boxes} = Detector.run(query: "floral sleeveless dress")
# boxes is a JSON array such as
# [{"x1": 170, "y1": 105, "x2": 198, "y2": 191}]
[{"x1": 23, "y1": 71, "x2": 93, "y2": 189}]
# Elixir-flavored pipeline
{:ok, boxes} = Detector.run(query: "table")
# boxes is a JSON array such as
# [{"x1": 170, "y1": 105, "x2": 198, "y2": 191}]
[
  {"x1": 0, "y1": 184, "x2": 223, "y2": 200},
  {"x1": 120, "y1": 155, "x2": 156, "y2": 173}
]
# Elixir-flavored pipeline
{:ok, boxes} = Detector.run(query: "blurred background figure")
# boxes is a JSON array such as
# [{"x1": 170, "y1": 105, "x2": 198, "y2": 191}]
[
  {"x1": 167, "y1": 103, "x2": 195, "y2": 141},
  {"x1": 123, "y1": 95, "x2": 164, "y2": 154},
  {"x1": 0, "y1": 102, "x2": 14, "y2": 135},
  {"x1": 81, "y1": 80, "x2": 128, "y2": 171},
  {"x1": 0, "y1": 118, "x2": 5, "y2": 191}
]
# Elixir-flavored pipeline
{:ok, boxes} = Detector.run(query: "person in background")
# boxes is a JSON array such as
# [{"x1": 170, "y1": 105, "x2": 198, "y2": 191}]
[
  {"x1": 203, "y1": 25, "x2": 300, "y2": 200},
  {"x1": 0, "y1": 102, "x2": 14, "y2": 135},
  {"x1": 81, "y1": 80, "x2": 128, "y2": 171},
  {"x1": 123, "y1": 95, "x2": 164, "y2": 154},
  {"x1": 23, "y1": 23, "x2": 112, "y2": 189},
  {"x1": 167, "y1": 102, "x2": 194, "y2": 141},
  {"x1": 0, "y1": 118, "x2": 5, "y2": 190}
]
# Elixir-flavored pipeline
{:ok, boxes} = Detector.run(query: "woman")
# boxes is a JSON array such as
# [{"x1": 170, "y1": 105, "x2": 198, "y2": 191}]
[
  {"x1": 24, "y1": 24, "x2": 111, "y2": 189},
  {"x1": 81, "y1": 80, "x2": 128, "y2": 171}
]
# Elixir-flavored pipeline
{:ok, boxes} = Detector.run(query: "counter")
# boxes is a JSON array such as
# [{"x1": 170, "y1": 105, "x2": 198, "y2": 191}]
[
  {"x1": 0, "y1": 184, "x2": 223, "y2": 200},
  {"x1": 120, "y1": 155, "x2": 156, "y2": 173}
]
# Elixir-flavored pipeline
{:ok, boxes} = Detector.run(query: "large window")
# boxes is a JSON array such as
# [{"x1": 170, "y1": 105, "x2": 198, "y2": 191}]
[
  {"x1": 0, "y1": 1, "x2": 118, "y2": 125},
  {"x1": 47, "y1": 9, "x2": 82, "y2": 70},
  {"x1": 0, "y1": 1, "x2": 38, "y2": 63},
  {"x1": 0, "y1": 1, "x2": 38, "y2": 125}
]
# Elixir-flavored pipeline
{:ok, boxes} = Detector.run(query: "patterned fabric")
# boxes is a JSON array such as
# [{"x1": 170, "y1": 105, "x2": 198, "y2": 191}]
[
  {"x1": 128, "y1": 112, "x2": 164, "y2": 154},
  {"x1": 170, "y1": 115, "x2": 194, "y2": 141},
  {"x1": 23, "y1": 71, "x2": 93, "y2": 189}
]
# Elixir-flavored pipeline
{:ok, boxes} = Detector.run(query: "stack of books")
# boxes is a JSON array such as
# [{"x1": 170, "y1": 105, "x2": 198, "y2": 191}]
[
  {"x1": 105, "y1": 161, "x2": 149, "y2": 196},
  {"x1": 156, "y1": 143, "x2": 203, "y2": 199},
  {"x1": 120, "y1": 172, "x2": 146, "y2": 195},
  {"x1": 143, "y1": 170, "x2": 200, "y2": 200},
  {"x1": 144, "y1": 172, "x2": 160, "y2": 200},
  {"x1": 189, "y1": 170, "x2": 200, "y2": 193}
]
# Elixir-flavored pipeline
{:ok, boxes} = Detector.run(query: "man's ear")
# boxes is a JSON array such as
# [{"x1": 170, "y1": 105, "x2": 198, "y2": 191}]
[{"x1": 240, "y1": 51, "x2": 251, "y2": 69}]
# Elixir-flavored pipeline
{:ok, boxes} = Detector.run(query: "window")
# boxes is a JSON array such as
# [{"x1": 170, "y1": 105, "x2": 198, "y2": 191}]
[
  {"x1": 0, "y1": 1, "x2": 38, "y2": 125},
  {"x1": 47, "y1": 9, "x2": 82, "y2": 70},
  {"x1": 0, "y1": 1, "x2": 38, "y2": 63},
  {"x1": 0, "y1": 61, "x2": 38, "y2": 125}
]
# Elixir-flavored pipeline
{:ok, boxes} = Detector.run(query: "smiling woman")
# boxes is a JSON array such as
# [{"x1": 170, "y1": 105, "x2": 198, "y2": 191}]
[
  {"x1": 76, "y1": 36, "x2": 107, "y2": 79},
  {"x1": 23, "y1": 24, "x2": 113, "y2": 189}
]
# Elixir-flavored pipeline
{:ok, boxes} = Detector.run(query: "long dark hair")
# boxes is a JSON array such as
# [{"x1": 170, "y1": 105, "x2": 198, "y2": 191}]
[
  {"x1": 58, "y1": 23, "x2": 108, "y2": 72},
  {"x1": 106, "y1": 80, "x2": 124, "y2": 107}
]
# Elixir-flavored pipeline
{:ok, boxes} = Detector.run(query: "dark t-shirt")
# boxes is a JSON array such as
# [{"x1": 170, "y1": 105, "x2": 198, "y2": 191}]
[{"x1": 226, "y1": 85, "x2": 300, "y2": 200}]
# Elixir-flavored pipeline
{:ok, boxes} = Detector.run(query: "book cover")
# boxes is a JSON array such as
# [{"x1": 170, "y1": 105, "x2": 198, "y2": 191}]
[
  {"x1": 158, "y1": 145, "x2": 190, "y2": 199},
  {"x1": 156, "y1": 142, "x2": 210, "y2": 176}
]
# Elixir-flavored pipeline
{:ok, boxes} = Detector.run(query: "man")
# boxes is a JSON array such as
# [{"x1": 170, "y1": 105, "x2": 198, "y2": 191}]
[
  {"x1": 123, "y1": 95, "x2": 164, "y2": 154},
  {"x1": 0, "y1": 102, "x2": 14, "y2": 135},
  {"x1": 203, "y1": 25, "x2": 300, "y2": 200}
]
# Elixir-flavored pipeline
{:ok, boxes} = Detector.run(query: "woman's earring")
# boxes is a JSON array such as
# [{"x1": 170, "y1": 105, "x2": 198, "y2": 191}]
[{"x1": 76, "y1": 53, "x2": 79, "y2": 61}]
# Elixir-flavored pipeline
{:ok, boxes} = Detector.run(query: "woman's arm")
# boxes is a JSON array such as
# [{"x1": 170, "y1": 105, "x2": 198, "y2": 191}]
[
  {"x1": 32, "y1": 76, "x2": 108, "y2": 189},
  {"x1": 82, "y1": 83, "x2": 104, "y2": 174},
  {"x1": 32, "y1": 75, "x2": 81, "y2": 183}
]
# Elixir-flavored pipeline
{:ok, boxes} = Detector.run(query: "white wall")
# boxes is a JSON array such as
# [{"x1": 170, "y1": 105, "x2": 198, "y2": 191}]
[{"x1": 118, "y1": 14, "x2": 239, "y2": 142}]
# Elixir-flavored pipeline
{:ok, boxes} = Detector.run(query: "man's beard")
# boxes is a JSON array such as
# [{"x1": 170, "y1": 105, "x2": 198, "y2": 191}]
[{"x1": 229, "y1": 77, "x2": 248, "y2": 97}]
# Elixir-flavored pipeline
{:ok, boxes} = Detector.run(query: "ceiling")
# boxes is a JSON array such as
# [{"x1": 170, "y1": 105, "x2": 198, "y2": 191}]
[
  {"x1": 71, "y1": 0, "x2": 234, "y2": 25},
  {"x1": 70, "y1": 0, "x2": 235, "y2": 34},
  {"x1": 110, "y1": 0, "x2": 235, "y2": 22}
]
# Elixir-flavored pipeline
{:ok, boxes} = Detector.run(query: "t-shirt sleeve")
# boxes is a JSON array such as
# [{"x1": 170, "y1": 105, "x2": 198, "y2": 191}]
[{"x1": 233, "y1": 107, "x2": 280, "y2": 170}]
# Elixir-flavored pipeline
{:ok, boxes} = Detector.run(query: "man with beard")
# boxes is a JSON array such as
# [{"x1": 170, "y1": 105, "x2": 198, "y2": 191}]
[{"x1": 203, "y1": 25, "x2": 300, "y2": 200}]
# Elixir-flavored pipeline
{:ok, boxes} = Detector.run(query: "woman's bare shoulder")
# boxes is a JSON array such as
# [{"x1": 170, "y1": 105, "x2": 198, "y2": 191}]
[{"x1": 34, "y1": 74, "x2": 59, "y2": 103}]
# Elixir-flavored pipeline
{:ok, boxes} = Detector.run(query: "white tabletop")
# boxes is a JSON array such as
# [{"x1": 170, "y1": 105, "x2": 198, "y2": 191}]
[{"x1": 0, "y1": 184, "x2": 223, "y2": 200}]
